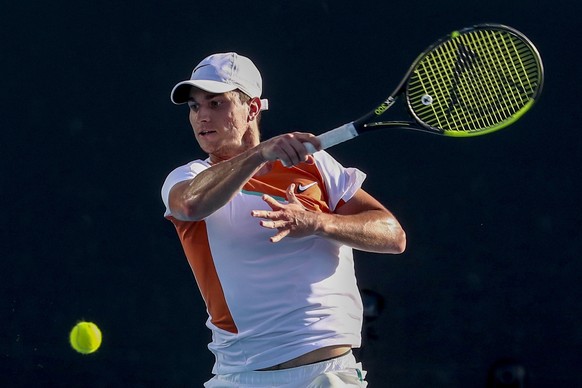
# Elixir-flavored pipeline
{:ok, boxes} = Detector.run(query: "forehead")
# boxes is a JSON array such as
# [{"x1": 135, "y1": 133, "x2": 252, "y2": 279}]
[{"x1": 188, "y1": 88, "x2": 234, "y2": 102}]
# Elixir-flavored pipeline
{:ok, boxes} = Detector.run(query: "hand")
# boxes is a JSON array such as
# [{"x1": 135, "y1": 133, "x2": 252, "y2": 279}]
[
  {"x1": 251, "y1": 184, "x2": 320, "y2": 242},
  {"x1": 258, "y1": 132, "x2": 321, "y2": 167}
]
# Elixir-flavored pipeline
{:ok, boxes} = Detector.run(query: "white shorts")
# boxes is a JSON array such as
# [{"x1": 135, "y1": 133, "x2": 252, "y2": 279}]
[{"x1": 204, "y1": 351, "x2": 368, "y2": 387}]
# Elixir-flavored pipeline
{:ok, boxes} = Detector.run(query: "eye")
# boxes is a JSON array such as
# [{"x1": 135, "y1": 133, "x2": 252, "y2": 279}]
[
  {"x1": 188, "y1": 102, "x2": 200, "y2": 112},
  {"x1": 210, "y1": 99, "x2": 223, "y2": 108}
]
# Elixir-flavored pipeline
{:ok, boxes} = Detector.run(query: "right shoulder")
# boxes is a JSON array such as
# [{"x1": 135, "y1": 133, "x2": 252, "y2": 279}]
[
  {"x1": 161, "y1": 159, "x2": 210, "y2": 208},
  {"x1": 167, "y1": 159, "x2": 211, "y2": 179}
]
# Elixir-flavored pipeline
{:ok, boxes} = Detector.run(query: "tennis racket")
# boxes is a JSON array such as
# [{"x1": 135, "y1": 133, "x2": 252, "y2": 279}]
[{"x1": 303, "y1": 23, "x2": 544, "y2": 154}]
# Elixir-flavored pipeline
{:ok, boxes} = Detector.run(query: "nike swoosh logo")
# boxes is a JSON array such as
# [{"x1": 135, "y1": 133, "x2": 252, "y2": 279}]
[{"x1": 297, "y1": 182, "x2": 317, "y2": 193}]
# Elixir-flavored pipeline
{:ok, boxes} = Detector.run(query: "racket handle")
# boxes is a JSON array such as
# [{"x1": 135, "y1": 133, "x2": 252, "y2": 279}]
[
  {"x1": 281, "y1": 123, "x2": 358, "y2": 167},
  {"x1": 304, "y1": 122, "x2": 359, "y2": 154}
]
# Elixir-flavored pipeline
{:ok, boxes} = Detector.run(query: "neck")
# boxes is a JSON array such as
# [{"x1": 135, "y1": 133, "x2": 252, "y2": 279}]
[{"x1": 208, "y1": 124, "x2": 260, "y2": 164}]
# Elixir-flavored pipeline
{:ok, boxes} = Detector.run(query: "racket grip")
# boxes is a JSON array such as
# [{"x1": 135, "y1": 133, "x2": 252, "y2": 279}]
[
  {"x1": 281, "y1": 123, "x2": 358, "y2": 167},
  {"x1": 304, "y1": 122, "x2": 358, "y2": 153}
]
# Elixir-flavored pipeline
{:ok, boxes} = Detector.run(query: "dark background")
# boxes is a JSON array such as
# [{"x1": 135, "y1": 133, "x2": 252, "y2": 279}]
[{"x1": 2, "y1": 1, "x2": 581, "y2": 387}]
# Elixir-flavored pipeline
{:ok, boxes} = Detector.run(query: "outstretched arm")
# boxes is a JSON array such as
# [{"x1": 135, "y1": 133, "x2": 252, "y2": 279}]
[{"x1": 251, "y1": 184, "x2": 406, "y2": 254}]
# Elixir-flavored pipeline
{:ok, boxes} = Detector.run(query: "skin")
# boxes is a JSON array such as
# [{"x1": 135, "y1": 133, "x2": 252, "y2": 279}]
[
  {"x1": 168, "y1": 88, "x2": 406, "y2": 253},
  {"x1": 167, "y1": 87, "x2": 406, "y2": 367}
]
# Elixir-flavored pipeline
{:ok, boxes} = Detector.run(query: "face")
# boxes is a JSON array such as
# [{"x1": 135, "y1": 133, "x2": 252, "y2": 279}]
[{"x1": 187, "y1": 89, "x2": 260, "y2": 162}]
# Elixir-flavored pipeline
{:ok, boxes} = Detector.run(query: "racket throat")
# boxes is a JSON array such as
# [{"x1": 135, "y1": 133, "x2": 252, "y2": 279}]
[
  {"x1": 364, "y1": 121, "x2": 442, "y2": 134},
  {"x1": 374, "y1": 96, "x2": 397, "y2": 116},
  {"x1": 353, "y1": 96, "x2": 398, "y2": 129}
]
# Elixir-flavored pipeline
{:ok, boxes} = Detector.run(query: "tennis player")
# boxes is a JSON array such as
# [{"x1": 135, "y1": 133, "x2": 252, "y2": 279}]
[{"x1": 161, "y1": 52, "x2": 406, "y2": 387}]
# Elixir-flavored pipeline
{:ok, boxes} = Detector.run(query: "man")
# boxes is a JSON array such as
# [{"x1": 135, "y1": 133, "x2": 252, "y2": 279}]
[{"x1": 161, "y1": 52, "x2": 406, "y2": 387}]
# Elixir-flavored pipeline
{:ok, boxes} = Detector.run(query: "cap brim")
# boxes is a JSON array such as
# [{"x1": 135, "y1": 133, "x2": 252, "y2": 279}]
[{"x1": 170, "y1": 80, "x2": 237, "y2": 105}]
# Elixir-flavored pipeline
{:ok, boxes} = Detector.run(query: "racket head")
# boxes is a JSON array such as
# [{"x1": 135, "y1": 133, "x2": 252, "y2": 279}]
[{"x1": 405, "y1": 24, "x2": 544, "y2": 137}]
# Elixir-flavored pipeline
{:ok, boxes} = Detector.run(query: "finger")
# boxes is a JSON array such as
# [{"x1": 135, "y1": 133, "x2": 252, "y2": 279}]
[
  {"x1": 290, "y1": 132, "x2": 321, "y2": 147},
  {"x1": 270, "y1": 229, "x2": 290, "y2": 243},
  {"x1": 286, "y1": 184, "x2": 300, "y2": 204},
  {"x1": 261, "y1": 194, "x2": 284, "y2": 210},
  {"x1": 292, "y1": 132, "x2": 321, "y2": 154},
  {"x1": 280, "y1": 133, "x2": 315, "y2": 165},
  {"x1": 251, "y1": 210, "x2": 270, "y2": 219},
  {"x1": 271, "y1": 133, "x2": 319, "y2": 167},
  {"x1": 262, "y1": 135, "x2": 301, "y2": 164},
  {"x1": 281, "y1": 141, "x2": 303, "y2": 165},
  {"x1": 303, "y1": 136, "x2": 322, "y2": 153},
  {"x1": 260, "y1": 220, "x2": 288, "y2": 229},
  {"x1": 267, "y1": 135, "x2": 302, "y2": 166}
]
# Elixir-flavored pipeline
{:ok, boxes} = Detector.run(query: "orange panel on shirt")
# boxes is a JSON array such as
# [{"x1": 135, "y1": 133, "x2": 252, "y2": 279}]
[
  {"x1": 169, "y1": 219, "x2": 238, "y2": 334},
  {"x1": 166, "y1": 158, "x2": 347, "y2": 335},
  {"x1": 244, "y1": 158, "x2": 333, "y2": 213}
]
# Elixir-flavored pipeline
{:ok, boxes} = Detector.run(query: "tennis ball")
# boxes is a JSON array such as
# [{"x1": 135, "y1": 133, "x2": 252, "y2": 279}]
[{"x1": 69, "y1": 321, "x2": 102, "y2": 354}]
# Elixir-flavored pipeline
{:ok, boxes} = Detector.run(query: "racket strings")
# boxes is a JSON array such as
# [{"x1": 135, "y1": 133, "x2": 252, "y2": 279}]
[
  {"x1": 408, "y1": 28, "x2": 541, "y2": 132},
  {"x1": 419, "y1": 33, "x2": 516, "y2": 129},
  {"x1": 452, "y1": 32, "x2": 516, "y2": 129},
  {"x1": 472, "y1": 31, "x2": 537, "y2": 120}
]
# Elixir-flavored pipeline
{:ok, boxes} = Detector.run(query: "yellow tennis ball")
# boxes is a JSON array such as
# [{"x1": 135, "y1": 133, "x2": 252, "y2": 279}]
[{"x1": 69, "y1": 321, "x2": 102, "y2": 354}]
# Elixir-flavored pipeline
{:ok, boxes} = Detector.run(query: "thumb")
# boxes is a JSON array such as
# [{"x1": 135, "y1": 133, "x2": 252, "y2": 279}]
[{"x1": 286, "y1": 184, "x2": 300, "y2": 204}]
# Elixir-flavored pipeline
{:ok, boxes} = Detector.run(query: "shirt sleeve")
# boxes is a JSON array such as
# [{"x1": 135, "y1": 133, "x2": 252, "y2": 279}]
[
  {"x1": 312, "y1": 151, "x2": 367, "y2": 212},
  {"x1": 161, "y1": 160, "x2": 210, "y2": 217}
]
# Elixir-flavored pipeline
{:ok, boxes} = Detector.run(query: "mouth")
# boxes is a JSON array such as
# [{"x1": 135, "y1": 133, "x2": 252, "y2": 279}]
[{"x1": 198, "y1": 130, "x2": 217, "y2": 137}]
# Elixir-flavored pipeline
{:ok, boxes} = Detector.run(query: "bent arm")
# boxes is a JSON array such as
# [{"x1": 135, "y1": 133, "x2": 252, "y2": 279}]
[
  {"x1": 317, "y1": 189, "x2": 406, "y2": 254},
  {"x1": 168, "y1": 132, "x2": 321, "y2": 221},
  {"x1": 253, "y1": 186, "x2": 406, "y2": 254},
  {"x1": 168, "y1": 148, "x2": 265, "y2": 221}
]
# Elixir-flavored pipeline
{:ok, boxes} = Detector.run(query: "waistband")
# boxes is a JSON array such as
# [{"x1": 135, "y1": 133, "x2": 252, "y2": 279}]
[
  {"x1": 257, "y1": 349, "x2": 352, "y2": 371},
  {"x1": 214, "y1": 351, "x2": 362, "y2": 386}
]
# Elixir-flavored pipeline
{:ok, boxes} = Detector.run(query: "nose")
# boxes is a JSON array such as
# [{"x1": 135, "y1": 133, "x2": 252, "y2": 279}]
[{"x1": 191, "y1": 106, "x2": 210, "y2": 123}]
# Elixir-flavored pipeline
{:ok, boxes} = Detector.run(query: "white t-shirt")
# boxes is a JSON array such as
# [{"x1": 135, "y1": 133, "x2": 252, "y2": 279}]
[{"x1": 161, "y1": 151, "x2": 366, "y2": 374}]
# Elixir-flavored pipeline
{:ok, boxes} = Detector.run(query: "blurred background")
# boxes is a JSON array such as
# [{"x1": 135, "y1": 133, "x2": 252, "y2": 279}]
[{"x1": 2, "y1": 1, "x2": 580, "y2": 386}]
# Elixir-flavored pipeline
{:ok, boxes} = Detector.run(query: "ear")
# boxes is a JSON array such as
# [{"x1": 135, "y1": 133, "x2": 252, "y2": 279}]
[{"x1": 247, "y1": 97, "x2": 261, "y2": 122}]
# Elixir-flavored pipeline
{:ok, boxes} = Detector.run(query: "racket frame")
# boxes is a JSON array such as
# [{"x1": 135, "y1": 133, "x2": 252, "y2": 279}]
[{"x1": 305, "y1": 23, "x2": 544, "y2": 153}]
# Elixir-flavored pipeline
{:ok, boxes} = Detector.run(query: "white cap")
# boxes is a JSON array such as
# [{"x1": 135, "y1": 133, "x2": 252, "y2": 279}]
[{"x1": 170, "y1": 52, "x2": 268, "y2": 110}]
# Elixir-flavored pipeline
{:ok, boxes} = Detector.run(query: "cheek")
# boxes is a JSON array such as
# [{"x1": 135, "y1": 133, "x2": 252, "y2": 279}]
[
  {"x1": 188, "y1": 110, "x2": 196, "y2": 126},
  {"x1": 227, "y1": 110, "x2": 247, "y2": 130}
]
